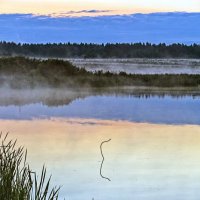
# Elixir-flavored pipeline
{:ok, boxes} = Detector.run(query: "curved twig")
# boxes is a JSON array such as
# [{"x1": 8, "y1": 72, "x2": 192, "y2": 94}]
[{"x1": 100, "y1": 139, "x2": 111, "y2": 181}]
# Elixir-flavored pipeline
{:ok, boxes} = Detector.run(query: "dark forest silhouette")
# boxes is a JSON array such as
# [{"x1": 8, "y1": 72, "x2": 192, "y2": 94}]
[{"x1": 0, "y1": 42, "x2": 200, "y2": 58}]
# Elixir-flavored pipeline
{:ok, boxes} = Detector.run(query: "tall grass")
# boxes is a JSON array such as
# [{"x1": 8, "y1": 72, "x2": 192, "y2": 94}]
[{"x1": 0, "y1": 133, "x2": 60, "y2": 200}]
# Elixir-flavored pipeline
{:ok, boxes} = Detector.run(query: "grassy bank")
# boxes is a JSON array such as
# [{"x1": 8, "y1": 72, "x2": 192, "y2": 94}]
[{"x1": 0, "y1": 57, "x2": 200, "y2": 88}]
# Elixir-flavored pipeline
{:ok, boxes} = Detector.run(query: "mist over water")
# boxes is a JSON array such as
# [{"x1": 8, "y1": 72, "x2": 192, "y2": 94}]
[
  {"x1": 68, "y1": 58, "x2": 200, "y2": 74},
  {"x1": 0, "y1": 88, "x2": 200, "y2": 124}
]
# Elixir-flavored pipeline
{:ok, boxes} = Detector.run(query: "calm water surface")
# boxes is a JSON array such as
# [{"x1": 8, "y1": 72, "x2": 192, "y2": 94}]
[{"x1": 0, "y1": 91, "x2": 200, "y2": 200}]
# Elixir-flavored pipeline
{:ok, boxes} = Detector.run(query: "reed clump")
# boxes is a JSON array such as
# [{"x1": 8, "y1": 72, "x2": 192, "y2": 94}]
[{"x1": 0, "y1": 133, "x2": 60, "y2": 200}]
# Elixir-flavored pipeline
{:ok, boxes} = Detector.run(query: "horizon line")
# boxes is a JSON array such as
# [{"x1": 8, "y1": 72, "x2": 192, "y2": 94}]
[{"x1": 1, "y1": 41, "x2": 199, "y2": 45}]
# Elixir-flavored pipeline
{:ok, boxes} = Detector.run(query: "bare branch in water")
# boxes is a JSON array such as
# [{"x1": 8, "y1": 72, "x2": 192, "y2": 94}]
[{"x1": 100, "y1": 139, "x2": 111, "y2": 181}]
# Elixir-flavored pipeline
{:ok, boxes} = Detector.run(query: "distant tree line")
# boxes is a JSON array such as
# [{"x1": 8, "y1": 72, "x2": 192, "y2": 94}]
[{"x1": 0, "y1": 42, "x2": 200, "y2": 58}]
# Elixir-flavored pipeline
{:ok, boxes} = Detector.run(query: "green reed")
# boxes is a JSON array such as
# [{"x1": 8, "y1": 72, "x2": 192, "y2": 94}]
[{"x1": 0, "y1": 133, "x2": 60, "y2": 200}]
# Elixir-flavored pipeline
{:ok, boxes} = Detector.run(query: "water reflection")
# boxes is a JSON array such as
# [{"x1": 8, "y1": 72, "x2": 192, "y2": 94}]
[
  {"x1": 1, "y1": 119, "x2": 200, "y2": 200},
  {"x1": 0, "y1": 88, "x2": 200, "y2": 106},
  {"x1": 0, "y1": 92, "x2": 199, "y2": 125},
  {"x1": 1, "y1": 88, "x2": 200, "y2": 200}
]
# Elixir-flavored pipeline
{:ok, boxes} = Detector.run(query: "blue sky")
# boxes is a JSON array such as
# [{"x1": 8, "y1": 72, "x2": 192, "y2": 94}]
[
  {"x1": 0, "y1": 12, "x2": 199, "y2": 44},
  {"x1": 0, "y1": 0, "x2": 199, "y2": 44}
]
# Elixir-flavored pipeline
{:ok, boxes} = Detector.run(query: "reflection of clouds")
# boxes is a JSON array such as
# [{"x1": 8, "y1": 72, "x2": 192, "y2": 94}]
[
  {"x1": 50, "y1": 117, "x2": 111, "y2": 126},
  {"x1": 67, "y1": 120, "x2": 106, "y2": 126}
]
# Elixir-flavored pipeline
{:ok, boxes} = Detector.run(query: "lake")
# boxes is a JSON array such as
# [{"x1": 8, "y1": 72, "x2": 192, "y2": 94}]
[{"x1": 0, "y1": 89, "x2": 200, "y2": 200}]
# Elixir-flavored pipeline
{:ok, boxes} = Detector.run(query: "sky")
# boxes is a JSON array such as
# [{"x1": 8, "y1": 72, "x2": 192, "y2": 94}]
[
  {"x1": 0, "y1": 0, "x2": 200, "y2": 16},
  {"x1": 0, "y1": 0, "x2": 199, "y2": 43}
]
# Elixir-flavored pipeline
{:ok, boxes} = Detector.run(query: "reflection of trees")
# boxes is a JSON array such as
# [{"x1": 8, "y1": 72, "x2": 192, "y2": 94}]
[
  {"x1": 0, "y1": 89, "x2": 89, "y2": 107},
  {"x1": 0, "y1": 88, "x2": 199, "y2": 107}
]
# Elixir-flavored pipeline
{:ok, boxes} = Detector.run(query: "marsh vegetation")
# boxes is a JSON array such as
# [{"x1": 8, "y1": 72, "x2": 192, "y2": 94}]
[
  {"x1": 0, "y1": 133, "x2": 60, "y2": 200},
  {"x1": 0, "y1": 57, "x2": 200, "y2": 89}
]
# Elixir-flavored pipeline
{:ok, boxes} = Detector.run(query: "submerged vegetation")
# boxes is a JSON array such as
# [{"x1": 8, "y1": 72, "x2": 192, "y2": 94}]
[
  {"x1": 0, "y1": 42, "x2": 200, "y2": 58},
  {"x1": 0, "y1": 133, "x2": 60, "y2": 200},
  {"x1": 0, "y1": 56, "x2": 200, "y2": 89}
]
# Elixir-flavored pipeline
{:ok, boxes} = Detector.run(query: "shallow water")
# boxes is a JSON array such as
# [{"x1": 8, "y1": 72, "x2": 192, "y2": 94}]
[
  {"x1": 0, "y1": 91, "x2": 200, "y2": 200},
  {"x1": 68, "y1": 58, "x2": 200, "y2": 74}
]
